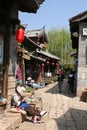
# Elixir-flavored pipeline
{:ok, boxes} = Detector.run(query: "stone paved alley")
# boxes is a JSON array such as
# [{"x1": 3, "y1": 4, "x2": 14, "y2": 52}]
[
  {"x1": 15, "y1": 79, "x2": 87, "y2": 130},
  {"x1": 1, "y1": 79, "x2": 87, "y2": 130}
]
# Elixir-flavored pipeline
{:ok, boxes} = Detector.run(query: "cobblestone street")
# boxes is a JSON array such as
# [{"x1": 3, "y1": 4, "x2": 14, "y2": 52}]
[{"x1": 15, "y1": 79, "x2": 87, "y2": 130}]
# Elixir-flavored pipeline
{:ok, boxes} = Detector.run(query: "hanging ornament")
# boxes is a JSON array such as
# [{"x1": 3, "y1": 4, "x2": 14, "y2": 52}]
[
  {"x1": 16, "y1": 28, "x2": 24, "y2": 45},
  {"x1": 37, "y1": 41, "x2": 40, "y2": 45},
  {"x1": 52, "y1": 60, "x2": 55, "y2": 65},
  {"x1": 42, "y1": 63, "x2": 44, "y2": 76},
  {"x1": 46, "y1": 60, "x2": 49, "y2": 64},
  {"x1": 43, "y1": 44, "x2": 46, "y2": 48}
]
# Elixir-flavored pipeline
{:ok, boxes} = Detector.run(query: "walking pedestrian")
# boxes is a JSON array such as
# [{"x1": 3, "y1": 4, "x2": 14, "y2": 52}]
[
  {"x1": 68, "y1": 69, "x2": 75, "y2": 93},
  {"x1": 57, "y1": 69, "x2": 64, "y2": 93}
]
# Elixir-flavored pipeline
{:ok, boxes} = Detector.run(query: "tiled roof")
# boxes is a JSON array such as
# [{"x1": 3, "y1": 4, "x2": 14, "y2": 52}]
[
  {"x1": 69, "y1": 10, "x2": 87, "y2": 23},
  {"x1": 36, "y1": 50, "x2": 61, "y2": 61},
  {"x1": 25, "y1": 27, "x2": 45, "y2": 38},
  {"x1": 31, "y1": 54, "x2": 46, "y2": 62}
]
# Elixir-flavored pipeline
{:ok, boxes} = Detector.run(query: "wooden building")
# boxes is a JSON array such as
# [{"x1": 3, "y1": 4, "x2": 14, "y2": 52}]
[
  {"x1": 0, "y1": 0, "x2": 45, "y2": 109},
  {"x1": 35, "y1": 50, "x2": 60, "y2": 83},
  {"x1": 18, "y1": 26, "x2": 46, "y2": 85},
  {"x1": 69, "y1": 10, "x2": 87, "y2": 97},
  {"x1": 24, "y1": 27, "x2": 48, "y2": 83},
  {"x1": 25, "y1": 26, "x2": 48, "y2": 49},
  {"x1": 24, "y1": 27, "x2": 60, "y2": 83}
]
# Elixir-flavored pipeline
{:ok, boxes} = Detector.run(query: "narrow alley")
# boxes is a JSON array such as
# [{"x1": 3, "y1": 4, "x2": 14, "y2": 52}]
[{"x1": 15, "y1": 79, "x2": 87, "y2": 130}]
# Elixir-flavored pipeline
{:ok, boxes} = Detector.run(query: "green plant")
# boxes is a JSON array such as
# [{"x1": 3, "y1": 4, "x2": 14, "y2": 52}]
[
  {"x1": 52, "y1": 76, "x2": 58, "y2": 82},
  {"x1": 25, "y1": 86, "x2": 33, "y2": 92}
]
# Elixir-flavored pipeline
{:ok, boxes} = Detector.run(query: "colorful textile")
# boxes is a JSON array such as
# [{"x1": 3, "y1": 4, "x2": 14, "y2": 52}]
[
  {"x1": 19, "y1": 102, "x2": 30, "y2": 109},
  {"x1": 16, "y1": 66, "x2": 22, "y2": 80}
]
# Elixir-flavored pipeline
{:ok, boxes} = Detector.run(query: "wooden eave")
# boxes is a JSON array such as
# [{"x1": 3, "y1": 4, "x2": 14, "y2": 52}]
[
  {"x1": 0, "y1": 0, "x2": 45, "y2": 13},
  {"x1": 23, "y1": 36, "x2": 41, "y2": 52},
  {"x1": 69, "y1": 10, "x2": 87, "y2": 49},
  {"x1": 30, "y1": 54, "x2": 46, "y2": 63},
  {"x1": 69, "y1": 10, "x2": 87, "y2": 23},
  {"x1": 36, "y1": 50, "x2": 61, "y2": 61},
  {"x1": 18, "y1": 0, "x2": 40, "y2": 13},
  {"x1": 25, "y1": 27, "x2": 48, "y2": 44}
]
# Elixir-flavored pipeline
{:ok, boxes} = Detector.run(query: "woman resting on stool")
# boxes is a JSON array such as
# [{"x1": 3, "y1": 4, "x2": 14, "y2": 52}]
[{"x1": 11, "y1": 84, "x2": 47, "y2": 123}]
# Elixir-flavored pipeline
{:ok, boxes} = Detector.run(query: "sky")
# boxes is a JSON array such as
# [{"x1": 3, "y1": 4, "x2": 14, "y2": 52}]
[{"x1": 19, "y1": 0, "x2": 87, "y2": 32}]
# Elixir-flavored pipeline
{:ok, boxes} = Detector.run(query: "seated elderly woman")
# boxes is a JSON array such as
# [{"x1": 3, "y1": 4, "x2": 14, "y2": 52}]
[
  {"x1": 25, "y1": 77, "x2": 33, "y2": 88},
  {"x1": 26, "y1": 77, "x2": 40, "y2": 89},
  {"x1": 11, "y1": 83, "x2": 47, "y2": 123}
]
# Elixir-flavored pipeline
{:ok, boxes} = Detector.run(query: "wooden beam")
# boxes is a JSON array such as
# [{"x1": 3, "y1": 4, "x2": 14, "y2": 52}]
[{"x1": 22, "y1": 54, "x2": 30, "y2": 60}]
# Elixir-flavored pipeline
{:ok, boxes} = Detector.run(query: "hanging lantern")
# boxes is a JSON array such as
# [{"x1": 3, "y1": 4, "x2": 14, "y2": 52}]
[
  {"x1": 37, "y1": 41, "x2": 40, "y2": 45},
  {"x1": 42, "y1": 63, "x2": 44, "y2": 76},
  {"x1": 44, "y1": 42, "x2": 46, "y2": 44},
  {"x1": 16, "y1": 28, "x2": 24, "y2": 45},
  {"x1": 43, "y1": 44, "x2": 46, "y2": 48},
  {"x1": 52, "y1": 62, "x2": 54, "y2": 65},
  {"x1": 52, "y1": 60, "x2": 55, "y2": 65},
  {"x1": 46, "y1": 58, "x2": 50, "y2": 64},
  {"x1": 56, "y1": 62, "x2": 59, "y2": 70},
  {"x1": 56, "y1": 63, "x2": 58, "y2": 66},
  {"x1": 38, "y1": 64, "x2": 40, "y2": 68},
  {"x1": 46, "y1": 60, "x2": 49, "y2": 64}
]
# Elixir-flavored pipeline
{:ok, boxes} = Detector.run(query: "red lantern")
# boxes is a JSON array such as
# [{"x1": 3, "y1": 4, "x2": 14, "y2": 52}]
[
  {"x1": 37, "y1": 41, "x2": 40, "y2": 45},
  {"x1": 52, "y1": 62, "x2": 54, "y2": 65},
  {"x1": 56, "y1": 62, "x2": 58, "y2": 66},
  {"x1": 43, "y1": 44, "x2": 46, "y2": 48},
  {"x1": 46, "y1": 61, "x2": 49, "y2": 64},
  {"x1": 52, "y1": 60, "x2": 55, "y2": 65},
  {"x1": 16, "y1": 28, "x2": 24, "y2": 43},
  {"x1": 42, "y1": 64, "x2": 44, "y2": 76},
  {"x1": 44, "y1": 42, "x2": 46, "y2": 44}
]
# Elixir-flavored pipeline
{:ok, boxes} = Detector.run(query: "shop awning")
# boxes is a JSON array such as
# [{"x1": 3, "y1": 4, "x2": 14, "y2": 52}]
[
  {"x1": 31, "y1": 54, "x2": 46, "y2": 62},
  {"x1": 36, "y1": 50, "x2": 61, "y2": 61}
]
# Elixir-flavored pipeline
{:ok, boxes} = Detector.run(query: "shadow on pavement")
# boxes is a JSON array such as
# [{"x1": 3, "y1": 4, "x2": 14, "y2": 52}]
[
  {"x1": 54, "y1": 108, "x2": 87, "y2": 130},
  {"x1": 45, "y1": 79, "x2": 76, "y2": 98}
]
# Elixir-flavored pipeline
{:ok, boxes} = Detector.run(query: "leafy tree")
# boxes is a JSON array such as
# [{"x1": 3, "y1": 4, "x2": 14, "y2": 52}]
[{"x1": 46, "y1": 27, "x2": 75, "y2": 68}]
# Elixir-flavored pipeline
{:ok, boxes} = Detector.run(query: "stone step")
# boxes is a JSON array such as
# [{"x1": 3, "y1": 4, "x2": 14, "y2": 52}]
[{"x1": 0, "y1": 111, "x2": 27, "y2": 130}]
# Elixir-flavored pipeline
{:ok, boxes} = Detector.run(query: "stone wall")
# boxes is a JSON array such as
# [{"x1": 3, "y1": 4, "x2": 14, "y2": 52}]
[
  {"x1": 7, "y1": 76, "x2": 16, "y2": 109},
  {"x1": 77, "y1": 22, "x2": 87, "y2": 97}
]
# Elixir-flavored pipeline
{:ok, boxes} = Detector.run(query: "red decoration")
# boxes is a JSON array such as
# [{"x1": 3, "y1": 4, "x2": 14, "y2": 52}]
[
  {"x1": 46, "y1": 61, "x2": 49, "y2": 64},
  {"x1": 56, "y1": 62, "x2": 58, "y2": 70},
  {"x1": 43, "y1": 44, "x2": 46, "y2": 48},
  {"x1": 44, "y1": 42, "x2": 46, "y2": 44},
  {"x1": 37, "y1": 41, "x2": 40, "y2": 45},
  {"x1": 46, "y1": 58, "x2": 50, "y2": 64},
  {"x1": 52, "y1": 62, "x2": 54, "y2": 65},
  {"x1": 56, "y1": 62, "x2": 58, "y2": 66},
  {"x1": 52, "y1": 60, "x2": 55, "y2": 65},
  {"x1": 16, "y1": 28, "x2": 24, "y2": 43},
  {"x1": 42, "y1": 64, "x2": 44, "y2": 76}
]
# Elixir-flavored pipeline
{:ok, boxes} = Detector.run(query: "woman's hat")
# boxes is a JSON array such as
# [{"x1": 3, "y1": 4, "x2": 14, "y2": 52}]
[
  {"x1": 16, "y1": 86, "x2": 26, "y2": 96},
  {"x1": 27, "y1": 77, "x2": 32, "y2": 81}
]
